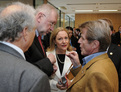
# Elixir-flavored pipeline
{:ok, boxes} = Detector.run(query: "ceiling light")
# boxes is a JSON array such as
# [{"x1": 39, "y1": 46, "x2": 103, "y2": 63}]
[
  {"x1": 75, "y1": 10, "x2": 93, "y2": 13},
  {"x1": 99, "y1": 10, "x2": 118, "y2": 12}
]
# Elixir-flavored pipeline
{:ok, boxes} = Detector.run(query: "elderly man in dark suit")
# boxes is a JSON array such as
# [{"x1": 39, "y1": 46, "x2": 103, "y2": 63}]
[
  {"x1": 25, "y1": 4, "x2": 58, "y2": 76},
  {"x1": 0, "y1": 2, "x2": 50, "y2": 92}
]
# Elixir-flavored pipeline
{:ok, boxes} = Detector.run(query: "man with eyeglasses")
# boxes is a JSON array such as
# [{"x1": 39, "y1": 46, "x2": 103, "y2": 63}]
[{"x1": 24, "y1": 4, "x2": 58, "y2": 76}]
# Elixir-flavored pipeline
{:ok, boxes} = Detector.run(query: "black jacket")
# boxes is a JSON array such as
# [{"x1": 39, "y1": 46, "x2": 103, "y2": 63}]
[
  {"x1": 24, "y1": 36, "x2": 53, "y2": 76},
  {"x1": 107, "y1": 43, "x2": 121, "y2": 92}
]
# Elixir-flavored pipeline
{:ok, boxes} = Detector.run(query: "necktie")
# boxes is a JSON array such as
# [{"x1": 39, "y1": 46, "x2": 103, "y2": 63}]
[{"x1": 38, "y1": 35, "x2": 45, "y2": 56}]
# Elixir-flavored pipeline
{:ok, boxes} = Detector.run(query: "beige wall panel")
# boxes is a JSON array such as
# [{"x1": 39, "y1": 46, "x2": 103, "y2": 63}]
[{"x1": 75, "y1": 13, "x2": 121, "y2": 32}]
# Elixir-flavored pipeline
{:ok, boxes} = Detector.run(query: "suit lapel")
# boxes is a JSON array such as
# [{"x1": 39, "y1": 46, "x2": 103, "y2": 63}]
[
  {"x1": 54, "y1": 50, "x2": 72, "y2": 78},
  {"x1": 62, "y1": 51, "x2": 72, "y2": 77},
  {"x1": 34, "y1": 36, "x2": 45, "y2": 57},
  {"x1": 107, "y1": 43, "x2": 115, "y2": 58},
  {"x1": 68, "y1": 64, "x2": 86, "y2": 88},
  {"x1": 108, "y1": 43, "x2": 114, "y2": 53},
  {"x1": 51, "y1": 50, "x2": 61, "y2": 78}
]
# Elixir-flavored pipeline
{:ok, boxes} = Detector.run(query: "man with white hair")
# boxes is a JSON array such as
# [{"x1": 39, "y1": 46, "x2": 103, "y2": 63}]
[{"x1": 0, "y1": 2, "x2": 50, "y2": 92}]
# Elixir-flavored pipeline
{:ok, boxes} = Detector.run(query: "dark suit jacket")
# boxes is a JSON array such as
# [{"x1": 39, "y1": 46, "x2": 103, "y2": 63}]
[
  {"x1": 43, "y1": 32, "x2": 51, "y2": 50},
  {"x1": 0, "y1": 43, "x2": 50, "y2": 92},
  {"x1": 107, "y1": 43, "x2": 121, "y2": 92},
  {"x1": 115, "y1": 31, "x2": 120, "y2": 45},
  {"x1": 25, "y1": 36, "x2": 53, "y2": 76}
]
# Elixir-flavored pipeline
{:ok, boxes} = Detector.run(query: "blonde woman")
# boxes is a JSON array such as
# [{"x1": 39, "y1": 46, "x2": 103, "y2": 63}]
[{"x1": 46, "y1": 27, "x2": 73, "y2": 92}]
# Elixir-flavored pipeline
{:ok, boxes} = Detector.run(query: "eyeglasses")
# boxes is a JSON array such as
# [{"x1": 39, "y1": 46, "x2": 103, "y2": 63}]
[
  {"x1": 49, "y1": 21, "x2": 55, "y2": 27},
  {"x1": 42, "y1": 13, "x2": 56, "y2": 27},
  {"x1": 42, "y1": 13, "x2": 46, "y2": 17}
]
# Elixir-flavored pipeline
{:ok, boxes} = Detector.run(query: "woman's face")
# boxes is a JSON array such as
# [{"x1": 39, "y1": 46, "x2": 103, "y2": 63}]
[
  {"x1": 68, "y1": 30, "x2": 73, "y2": 38},
  {"x1": 55, "y1": 31, "x2": 69, "y2": 52}
]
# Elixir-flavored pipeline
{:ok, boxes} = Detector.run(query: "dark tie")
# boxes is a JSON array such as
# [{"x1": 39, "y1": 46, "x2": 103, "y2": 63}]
[{"x1": 38, "y1": 35, "x2": 45, "y2": 56}]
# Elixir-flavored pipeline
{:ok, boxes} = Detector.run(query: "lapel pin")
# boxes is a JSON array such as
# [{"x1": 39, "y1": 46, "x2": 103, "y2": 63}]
[{"x1": 110, "y1": 52, "x2": 113, "y2": 55}]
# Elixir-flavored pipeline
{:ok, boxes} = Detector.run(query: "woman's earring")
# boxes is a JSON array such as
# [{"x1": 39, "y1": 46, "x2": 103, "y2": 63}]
[{"x1": 55, "y1": 43, "x2": 57, "y2": 47}]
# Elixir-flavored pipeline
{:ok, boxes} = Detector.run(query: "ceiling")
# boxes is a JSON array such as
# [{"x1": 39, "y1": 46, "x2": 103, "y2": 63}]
[
  {"x1": 0, "y1": 0, "x2": 121, "y2": 20},
  {"x1": 48, "y1": 0, "x2": 121, "y2": 19}
]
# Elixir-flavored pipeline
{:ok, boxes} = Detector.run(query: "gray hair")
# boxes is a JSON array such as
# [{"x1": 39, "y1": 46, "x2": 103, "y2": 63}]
[
  {"x1": 79, "y1": 19, "x2": 111, "y2": 51},
  {"x1": 0, "y1": 2, "x2": 35, "y2": 42},
  {"x1": 35, "y1": 3, "x2": 58, "y2": 17}
]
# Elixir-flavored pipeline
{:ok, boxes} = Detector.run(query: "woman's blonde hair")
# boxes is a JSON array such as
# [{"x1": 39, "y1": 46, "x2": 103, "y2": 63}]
[{"x1": 47, "y1": 27, "x2": 73, "y2": 51}]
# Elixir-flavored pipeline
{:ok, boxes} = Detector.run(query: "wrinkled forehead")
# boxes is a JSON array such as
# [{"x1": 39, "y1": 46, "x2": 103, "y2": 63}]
[{"x1": 46, "y1": 10, "x2": 58, "y2": 23}]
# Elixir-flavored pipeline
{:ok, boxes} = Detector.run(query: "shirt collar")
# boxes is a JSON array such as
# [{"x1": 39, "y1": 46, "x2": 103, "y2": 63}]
[
  {"x1": 35, "y1": 29, "x2": 39, "y2": 37},
  {"x1": 0, "y1": 41, "x2": 26, "y2": 60},
  {"x1": 82, "y1": 51, "x2": 106, "y2": 67}
]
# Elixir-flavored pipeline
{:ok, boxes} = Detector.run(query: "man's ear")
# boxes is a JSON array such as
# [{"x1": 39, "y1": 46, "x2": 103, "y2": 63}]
[
  {"x1": 92, "y1": 40, "x2": 99, "y2": 49},
  {"x1": 36, "y1": 12, "x2": 43, "y2": 23},
  {"x1": 110, "y1": 30, "x2": 112, "y2": 35},
  {"x1": 22, "y1": 27, "x2": 28, "y2": 41}
]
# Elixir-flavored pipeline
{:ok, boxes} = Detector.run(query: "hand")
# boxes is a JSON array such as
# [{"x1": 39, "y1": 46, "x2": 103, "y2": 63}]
[
  {"x1": 56, "y1": 79, "x2": 67, "y2": 90},
  {"x1": 52, "y1": 64, "x2": 57, "y2": 74},
  {"x1": 66, "y1": 51, "x2": 80, "y2": 67},
  {"x1": 56, "y1": 77, "x2": 72, "y2": 90},
  {"x1": 56, "y1": 83, "x2": 67, "y2": 90},
  {"x1": 72, "y1": 47, "x2": 77, "y2": 51},
  {"x1": 118, "y1": 44, "x2": 120, "y2": 46},
  {"x1": 66, "y1": 78, "x2": 71, "y2": 87},
  {"x1": 47, "y1": 53, "x2": 56, "y2": 64}
]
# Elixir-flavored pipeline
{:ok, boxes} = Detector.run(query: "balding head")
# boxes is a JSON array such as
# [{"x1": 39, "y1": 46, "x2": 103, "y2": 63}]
[
  {"x1": 1, "y1": 5, "x2": 21, "y2": 17},
  {"x1": 0, "y1": 2, "x2": 35, "y2": 42},
  {"x1": 35, "y1": 3, "x2": 58, "y2": 35},
  {"x1": 35, "y1": 4, "x2": 58, "y2": 17}
]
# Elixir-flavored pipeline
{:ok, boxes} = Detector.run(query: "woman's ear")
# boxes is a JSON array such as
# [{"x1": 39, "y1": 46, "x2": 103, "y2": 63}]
[{"x1": 54, "y1": 40, "x2": 56, "y2": 45}]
